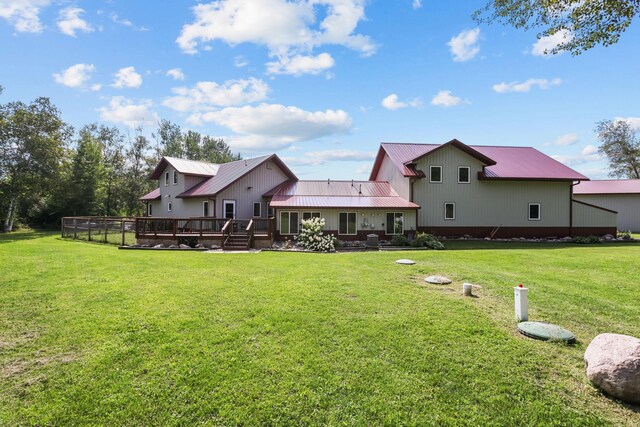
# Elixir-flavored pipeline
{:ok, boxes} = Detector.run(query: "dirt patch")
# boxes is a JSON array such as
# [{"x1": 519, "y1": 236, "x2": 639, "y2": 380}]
[{"x1": 2, "y1": 352, "x2": 78, "y2": 379}]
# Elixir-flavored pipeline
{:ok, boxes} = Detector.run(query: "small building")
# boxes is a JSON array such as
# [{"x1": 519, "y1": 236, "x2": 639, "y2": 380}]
[{"x1": 573, "y1": 179, "x2": 640, "y2": 232}]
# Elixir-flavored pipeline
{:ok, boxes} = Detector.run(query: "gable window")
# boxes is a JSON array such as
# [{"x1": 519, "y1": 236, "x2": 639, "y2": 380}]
[
  {"x1": 168, "y1": 202, "x2": 172, "y2": 212},
  {"x1": 458, "y1": 166, "x2": 470, "y2": 184},
  {"x1": 339, "y1": 212, "x2": 357, "y2": 235},
  {"x1": 386, "y1": 212, "x2": 404, "y2": 235},
  {"x1": 302, "y1": 211, "x2": 321, "y2": 221},
  {"x1": 253, "y1": 202, "x2": 261, "y2": 218},
  {"x1": 147, "y1": 204, "x2": 153, "y2": 216},
  {"x1": 430, "y1": 166, "x2": 442, "y2": 183},
  {"x1": 203, "y1": 201, "x2": 209, "y2": 217},
  {"x1": 164, "y1": 172, "x2": 169, "y2": 186},
  {"x1": 528, "y1": 203, "x2": 541, "y2": 221},
  {"x1": 280, "y1": 211, "x2": 299, "y2": 235},
  {"x1": 173, "y1": 170, "x2": 178, "y2": 185},
  {"x1": 444, "y1": 203, "x2": 455, "y2": 220}
]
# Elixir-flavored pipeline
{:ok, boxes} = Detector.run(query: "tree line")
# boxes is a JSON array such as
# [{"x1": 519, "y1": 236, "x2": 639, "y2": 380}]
[{"x1": 0, "y1": 88, "x2": 240, "y2": 232}]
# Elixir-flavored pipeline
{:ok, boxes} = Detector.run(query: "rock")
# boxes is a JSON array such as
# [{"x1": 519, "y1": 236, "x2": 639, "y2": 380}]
[
  {"x1": 179, "y1": 244, "x2": 190, "y2": 249},
  {"x1": 153, "y1": 244, "x2": 165, "y2": 249},
  {"x1": 484, "y1": 237, "x2": 491, "y2": 241},
  {"x1": 395, "y1": 259, "x2": 415, "y2": 265},
  {"x1": 210, "y1": 245, "x2": 220, "y2": 250},
  {"x1": 168, "y1": 244, "x2": 179, "y2": 249},
  {"x1": 424, "y1": 275, "x2": 452, "y2": 285},
  {"x1": 463, "y1": 234, "x2": 472, "y2": 239},
  {"x1": 602, "y1": 234, "x2": 615, "y2": 241},
  {"x1": 562, "y1": 236, "x2": 573, "y2": 241},
  {"x1": 584, "y1": 333, "x2": 640, "y2": 403},
  {"x1": 195, "y1": 243, "x2": 204, "y2": 248},
  {"x1": 129, "y1": 244, "x2": 141, "y2": 248}
]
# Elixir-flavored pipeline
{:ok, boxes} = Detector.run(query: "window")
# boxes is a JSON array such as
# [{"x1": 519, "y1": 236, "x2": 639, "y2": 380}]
[
  {"x1": 386, "y1": 212, "x2": 404, "y2": 235},
  {"x1": 528, "y1": 203, "x2": 541, "y2": 221},
  {"x1": 173, "y1": 170, "x2": 178, "y2": 185},
  {"x1": 339, "y1": 212, "x2": 357, "y2": 235},
  {"x1": 147, "y1": 204, "x2": 153, "y2": 216},
  {"x1": 458, "y1": 166, "x2": 470, "y2": 183},
  {"x1": 164, "y1": 171, "x2": 169, "y2": 186},
  {"x1": 203, "y1": 201, "x2": 209, "y2": 217},
  {"x1": 168, "y1": 202, "x2": 172, "y2": 212},
  {"x1": 444, "y1": 203, "x2": 455, "y2": 220},
  {"x1": 280, "y1": 211, "x2": 299, "y2": 235},
  {"x1": 430, "y1": 166, "x2": 442, "y2": 183},
  {"x1": 302, "y1": 211, "x2": 321, "y2": 221},
  {"x1": 268, "y1": 207, "x2": 275, "y2": 218},
  {"x1": 253, "y1": 202, "x2": 261, "y2": 218}
]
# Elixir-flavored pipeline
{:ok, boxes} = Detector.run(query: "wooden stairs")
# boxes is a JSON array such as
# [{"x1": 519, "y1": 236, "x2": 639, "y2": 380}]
[{"x1": 223, "y1": 233, "x2": 251, "y2": 250}]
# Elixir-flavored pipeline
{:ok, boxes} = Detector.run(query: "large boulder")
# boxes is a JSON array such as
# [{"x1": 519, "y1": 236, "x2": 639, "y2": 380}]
[{"x1": 584, "y1": 333, "x2": 640, "y2": 403}]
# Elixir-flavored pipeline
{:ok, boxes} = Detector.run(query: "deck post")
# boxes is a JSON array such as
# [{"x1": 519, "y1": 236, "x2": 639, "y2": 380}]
[
  {"x1": 88, "y1": 218, "x2": 92, "y2": 242},
  {"x1": 200, "y1": 219, "x2": 203, "y2": 237},
  {"x1": 121, "y1": 220, "x2": 126, "y2": 246},
  {"x1": 73, "y1": 218, "x2": 77, "y2": 240},
  {"x1": 173, "y1": 219, "x2": 177, "y2": 237},
  {"x1": 104, "y1": 218, "x2": 108, "y2": 243}
]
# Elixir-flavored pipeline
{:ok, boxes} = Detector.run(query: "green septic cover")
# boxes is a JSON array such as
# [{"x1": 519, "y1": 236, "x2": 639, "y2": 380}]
[{"x1": 517, "y1": 321, "x2": 576, "y2": 343}]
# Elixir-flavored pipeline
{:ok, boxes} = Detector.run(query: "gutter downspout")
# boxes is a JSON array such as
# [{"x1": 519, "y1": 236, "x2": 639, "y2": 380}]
[{"x1": 570, "y1": 181, "x2": 580, "y2": 236}]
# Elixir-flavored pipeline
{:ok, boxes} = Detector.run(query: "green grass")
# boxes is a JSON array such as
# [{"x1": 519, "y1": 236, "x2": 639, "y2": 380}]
[{"x1": 1, "y1": 232, "x2": 639, "y2": 426}]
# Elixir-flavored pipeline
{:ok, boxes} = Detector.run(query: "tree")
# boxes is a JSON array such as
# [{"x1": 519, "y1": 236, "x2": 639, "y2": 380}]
[
  {"x1": 154, "y1": 119, "x2": 184, "y2": 159},
  {"x1": 474, "y1": 0, "x2": 640, "y2": 55},
  {"x1": 596, "y1": 120, "x2": 640, "y2": 179},
  {"x1": 68, "y1": 129, "x2": 105, "y2": 216},
  {"x1": 0, "y1": 97, "x2": 72, "y2": 231},
  {"x1": 201, "y1": 135, "x2": 241, "y2": 164},
  {"x1": 122, "y1": 131, "x2": 154, "y2": 216}
]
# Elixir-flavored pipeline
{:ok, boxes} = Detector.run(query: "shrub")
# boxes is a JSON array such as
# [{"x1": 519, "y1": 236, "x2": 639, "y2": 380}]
[
  {"x1": 295, "y1": 217, "x2": 336, "y2": 252},
  {"x1": 410, "y1": 232, "x2": 445, "y2": 250},
  {"x1": 617, "y1": 230, "x2": 632, "y2": 240},
  {"x1": 573, "y1": 235, "x2": 602, "y2": 244},
  {"x1": 178, "y1": 236, "x2": 198, "y2": 247},
  {"x1": 390, "y1": 235, "x2": 409, "y2": 246}
]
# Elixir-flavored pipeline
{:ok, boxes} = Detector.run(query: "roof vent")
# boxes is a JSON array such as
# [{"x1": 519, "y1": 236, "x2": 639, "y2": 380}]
[
  {"x1": 327, "y1": 178, "x2": 330, "y2": 185},
  {"x1": 359, "y1": 184, "x2": 362, "y2": 195}
]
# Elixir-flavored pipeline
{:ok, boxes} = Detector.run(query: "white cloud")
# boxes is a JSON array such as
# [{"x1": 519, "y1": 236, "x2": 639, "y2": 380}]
[
  {"x1": 57, "y1": 7, "x2": 93, "y2": 37},
  {"x1": 166, "y1": 68, "x2": 185, "y2": 81},
  {"x1": 492, "y1": 78, "x2": 562, "y2": 93},
  {"x1": 176, "y1": 0, "x2": 375, "y2": 73},
  {"x1": 98, "y1": 97, "x2": 159, "y2": 127},
  {"x1": 192, "y1": 103, "x2": 352, "y2": 150},
  {"x1": 112, "y1": 66, "x2": 143, "y2": 88},
  {"x1": 531, "y1": 29, "x2": 573, "y2": 57},
  {"x1": 582, "y1": 145, "x2": 598, "y2": 156},
  {"x1": 447, "y1": 28, "x2": 481, "y2": 62},
  {"x1": 0, "y1": 0, "x2": 51, "y2": 33},
  {"x1": 381, "y1": 93, "x2": 422, "y2": 110},
  {"x1": 283, "y1": 149, "x2": 375, "y2": 166},
  {"x1": 412, "y1": 0, "x2": 422, "y2": 10},
  {"x1": 163, "y1": 78, "x2": 269, "y2": 112},
  {"x1": 552, "y1": 146, "x2": 601, "y2": 166},
  {"x1": 356, "y1": 163, "x2": 372, "y2": 175},
  {"x1": 53, "y1": 63, "x2": 96, "y2": 89},
  {"x1": 430, "y1": 90, "x2": 466, "y2": 108},
  {"x1": 549, "y1": 133, "x2": 579, "y2": 146},
  {"x1": 267, "y1": 53, "x2": 335, "y2": 76},
  {"x1": 110, "y1": 13, "x2": 148, "y2": 31},
  {"x1": 234, "y1": 55, "x2": 248, "y2": 68},
  {"x1": 614, "y1": 117, "x2": 640, "y2": 131}
]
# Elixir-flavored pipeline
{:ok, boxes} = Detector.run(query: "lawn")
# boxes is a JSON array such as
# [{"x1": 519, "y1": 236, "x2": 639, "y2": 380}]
[{"x1": 1, "y1": 232, "x2": 639, "y2": 426}]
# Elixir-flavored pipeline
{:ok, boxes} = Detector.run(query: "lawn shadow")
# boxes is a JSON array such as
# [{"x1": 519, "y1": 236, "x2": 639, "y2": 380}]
[
  {"x1": 0, "y1": 230, "x2": 55, "y2": 244},
  {"x1": 442, "y1": 241, "x2": 640, "y2": 251}
]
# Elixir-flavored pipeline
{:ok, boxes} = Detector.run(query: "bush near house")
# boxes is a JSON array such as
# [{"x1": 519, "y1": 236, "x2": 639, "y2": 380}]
[{"x1": 294, "y1": 217, "x2": 336, "y2": 252}]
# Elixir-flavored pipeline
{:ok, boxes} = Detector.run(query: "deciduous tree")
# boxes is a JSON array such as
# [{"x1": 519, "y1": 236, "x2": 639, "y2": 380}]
[{"x1": 596, "y1": 120, "x2": 640, "y2": 179}]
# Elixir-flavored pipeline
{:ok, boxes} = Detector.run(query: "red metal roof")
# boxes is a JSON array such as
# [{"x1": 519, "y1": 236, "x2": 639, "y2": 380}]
[
  {"x1": 139, "y1": 188, "x2": 160, "y2": 201},
  {"x1": 574, "y1": 179, "x2": 640, "y2": 194},
  {"x1": 270, "y1": 180, "x2": 419, "y2": 209},
  {"x1": 178, "y1": 154, "x2": 297, "y2": 198},
  {"x1": 370, "y1": 141, "x2": 588, "y2": 181}
]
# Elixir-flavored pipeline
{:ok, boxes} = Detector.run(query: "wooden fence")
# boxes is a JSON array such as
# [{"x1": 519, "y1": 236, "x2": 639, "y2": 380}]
[{"x1": 61, "y1": 217, "x2": 137, "y2": 246}]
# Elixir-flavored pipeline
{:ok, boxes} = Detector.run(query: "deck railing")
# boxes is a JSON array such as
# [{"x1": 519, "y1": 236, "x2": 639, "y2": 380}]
[{"x1": 135, "y1": 217, "x2": 274, "y2": 239}]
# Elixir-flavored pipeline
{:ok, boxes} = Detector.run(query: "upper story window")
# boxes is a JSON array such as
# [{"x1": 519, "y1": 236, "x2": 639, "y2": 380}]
[
  {"x1": 173, "y1": 170, "x2": 178, "y2": 185},
  {"x1": 528, "y1": 203, "x2": 541, "y2": 221},
  {"x1": 164, "y1": 171, "x2": 169, "y2": 186},
  {"x1": 430, "y1": 166, "x2": 442, "y2": 183},
  {"x1": 168, "y1": 202, "x2": 172, "y2": 212},
  {"x1": 458, "y1": 166, "x2": 470, "y2": 184}
]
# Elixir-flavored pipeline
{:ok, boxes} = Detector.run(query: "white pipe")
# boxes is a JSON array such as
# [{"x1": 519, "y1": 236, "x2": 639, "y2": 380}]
[{"x1": 514, "y1": 285, "x2": 529, "y2": 321}]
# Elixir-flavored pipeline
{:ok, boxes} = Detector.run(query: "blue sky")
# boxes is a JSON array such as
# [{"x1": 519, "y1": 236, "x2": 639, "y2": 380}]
[{"x1": 1, "y1": 0, "x2": 639, "y2": 179}]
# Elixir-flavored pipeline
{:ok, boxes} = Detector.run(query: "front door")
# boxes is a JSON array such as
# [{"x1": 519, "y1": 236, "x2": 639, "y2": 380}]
[{"x1": 223, "y1": 200, "x2": 236, "y2": 219}]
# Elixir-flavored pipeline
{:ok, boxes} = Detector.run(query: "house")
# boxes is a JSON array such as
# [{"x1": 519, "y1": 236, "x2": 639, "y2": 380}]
[
  {"x1": 137, "y1": 139, "x2": 617, "y2": 248},
  {"x1": 368, "y1": 139, "x2": 617, "y2": 238},
  {"x1": 573, "y1": 179, "x2": 639, "y2": 232}
]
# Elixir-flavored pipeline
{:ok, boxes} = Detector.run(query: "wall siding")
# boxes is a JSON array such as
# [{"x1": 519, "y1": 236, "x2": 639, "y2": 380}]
[
  {"x1": 412, "y1": 145, "x2": 571, "y2": 228},
  {"x1": 377, "y1": 155, "x2": 411, "y2": 200},
  {"x1": 574, "y1": 194, "x2": 639, "y2": 231},
  {"x1": 215, "y1": 160, "x2": 290, "y2": 219},
  {"x1": 276, "y1": 208, "x2": 417, "y2": 238},
  {"x1": 572, "y1": 200, "x2": 618, "y2": 229}
]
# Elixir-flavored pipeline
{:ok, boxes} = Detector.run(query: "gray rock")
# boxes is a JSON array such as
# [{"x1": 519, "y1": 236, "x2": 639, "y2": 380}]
[
  {"x1": 179, "y1": 244, "x2": 190, "y2": 249},
  {"x1": 195, "y1": 243, "x2": 204, "y2": 248},
  {"x1": 602, "y1": 234, "x2": 615, "y2": 241},
  {"x1": 153, "y1": 244, "x2": 165, "y2": 249},
  {"x1": 168, "y1": 244, "x2": 179, "y2": 249},
  {"x1": 484, "y1": 237, "x2": 491, "y2": 241},
  {"x1": 424, "y1": 275, "x2": 452, "y2": 285},
  {"x1": 584, "y1": 333, "x2": 640, "y2": 403}
]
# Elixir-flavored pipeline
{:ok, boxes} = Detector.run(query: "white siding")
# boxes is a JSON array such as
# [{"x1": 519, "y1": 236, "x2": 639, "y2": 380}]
[
  {"x1": 377, "y1": 155, "x2": 411, "y2": 200},
  {"x1": 412, "y1": 145, "x2": 571, "y2": 228},
  {"x1": 572, "y1": 200, "x2": 620, "y2": 229},
  {"x1": 573, "y1": 194, "x2": 639, "y2": 231}
]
